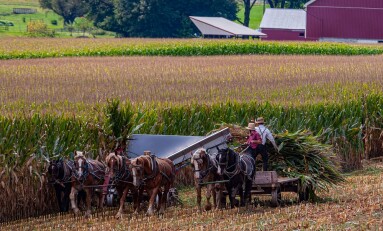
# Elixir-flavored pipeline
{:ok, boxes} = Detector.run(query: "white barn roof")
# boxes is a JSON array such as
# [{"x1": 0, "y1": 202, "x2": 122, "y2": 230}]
[
  {"x1": 260, "y1": 9, "x2": 306, "y2": 30},
  {"x1": 189, "y1": 16, "x2": 266, "y2": 37}
]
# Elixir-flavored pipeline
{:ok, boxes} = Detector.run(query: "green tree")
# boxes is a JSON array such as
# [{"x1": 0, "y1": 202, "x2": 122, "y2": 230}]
[
  {"x1": 27, "y1": 20, "x2": 55, "y2": 37},
  {"x1": 239, "y1": 0, "x2": 257, "y2": 27},
  {"x1": 84, "y1": 0, "x2": 124, "y2": 35},
  {"x1": 39, "y1": 0, "x2": 89, "y2": 25},
  {"x1": 84, "y1": 0, "x2": 238, "y2": 37},
  {"x1": 75, "y1": 17, "x2": 93, "y2": 36}
]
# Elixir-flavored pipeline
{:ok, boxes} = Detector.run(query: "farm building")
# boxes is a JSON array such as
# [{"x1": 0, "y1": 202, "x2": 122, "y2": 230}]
[
  {"x1": 259, "y1": 9, "x2": 307, "y2": 41},
  {"x1": 258, "y1": 0, "x2": 383, "y2": 42},
  {"x1": 189, "y1": 16, "x2": 265, "y2": 39},
  {"x1": 305, "y1": 0, "x2": 383, "y2": 42}
]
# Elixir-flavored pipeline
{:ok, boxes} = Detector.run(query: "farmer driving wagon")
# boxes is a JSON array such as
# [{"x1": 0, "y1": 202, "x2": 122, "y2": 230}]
[{"x1": 244, "y1": 122, "x2": 262, "y2": 160}]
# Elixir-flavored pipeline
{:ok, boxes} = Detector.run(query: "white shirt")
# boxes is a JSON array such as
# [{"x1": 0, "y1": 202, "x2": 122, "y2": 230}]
[{"x1": 255, "y1": 124, "x2": 277, "y2": 147}]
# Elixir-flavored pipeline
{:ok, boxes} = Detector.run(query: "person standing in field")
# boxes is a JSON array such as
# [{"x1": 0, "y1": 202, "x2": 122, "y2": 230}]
[
  {"x1": 254, "y1": 117, "x2": 278, "y2": 171},
  {"x1": 245, "y1": 122, "x2": 262, "y2": 159}
]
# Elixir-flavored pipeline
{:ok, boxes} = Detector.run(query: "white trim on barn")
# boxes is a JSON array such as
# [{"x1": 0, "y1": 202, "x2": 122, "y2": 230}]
[
  {"x1": 304, "y1": 0, "x2": 317, "y2": 8},
  {"x1": 189, "y1": 16, "x2": 266, "y2": 38}
]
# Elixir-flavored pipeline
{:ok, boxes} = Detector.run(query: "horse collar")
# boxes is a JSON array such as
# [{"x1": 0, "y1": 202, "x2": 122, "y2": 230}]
[
  {"x1": 143, "y1": 155, "x2": 158, "y2": 182},
  {"x1": 116, "y1": 156, "x2": 130, "y2": 181},
  {"x1": 200, "y1": 153, "x2": 213, "y2": 180}
]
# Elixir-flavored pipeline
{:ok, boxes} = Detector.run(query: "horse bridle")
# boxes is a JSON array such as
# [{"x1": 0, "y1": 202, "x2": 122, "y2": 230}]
[
  {"x1": 48, "y1": 160, "x2": 71, "y2": 186},
  {"x1": 73, "y1": 156, "x2": 89, "y2": 181},
  {"x1": 109, "y1": 155, "x2": 131, "y2": 183},
  {"x1": 218, "y1": 148, "x2": 240, "y2": 179},
  {"x1": 131, "y1": 155, "x2": 159, "y2": 185},
  {"x1": 192, "y1": 151, "x2": 213, "y2": 182},
  {"x1": 48, "y1": 161, "x2": 62, "y2": 183}
]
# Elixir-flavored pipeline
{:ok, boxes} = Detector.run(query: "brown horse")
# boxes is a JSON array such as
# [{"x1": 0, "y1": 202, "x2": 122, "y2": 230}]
[
  {"x1": 191, "y1": 148, "x2": 222, "y2": 212},
  {"x1": 70, "y1": 151, "x2": 106, "y2": 218},
  {"x1": 105, "y1": 152, "x2": 140, "y2": 219},
  {"x1": 131, "y1": 154, "x2": 175, "y2": 216}
]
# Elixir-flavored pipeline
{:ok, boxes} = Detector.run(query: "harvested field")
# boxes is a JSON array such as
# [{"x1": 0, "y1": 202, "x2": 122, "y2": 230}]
[
  {"x1": 1, "y1": 55, "x2": 383, "y2": 115},
  {"x1": 1, "y1": 166, "x2": 383, "y2": 230}
]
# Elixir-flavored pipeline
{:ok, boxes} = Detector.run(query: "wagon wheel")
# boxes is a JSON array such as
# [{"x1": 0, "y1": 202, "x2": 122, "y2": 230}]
[
  {"x1": 298, "y1": 185, "x2": 313, "y2": 202},
  {"x1": 270, "y1": 188, "x2": 282, "y2": 207}
]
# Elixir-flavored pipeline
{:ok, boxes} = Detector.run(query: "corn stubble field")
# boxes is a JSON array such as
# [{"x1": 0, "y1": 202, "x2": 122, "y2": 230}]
[
  {"x1": 1, "y1": 166, "x2": 383, "y2": 230},
  {"x1": 1, "y1": 39, "x2": 383, "y2": 229}
]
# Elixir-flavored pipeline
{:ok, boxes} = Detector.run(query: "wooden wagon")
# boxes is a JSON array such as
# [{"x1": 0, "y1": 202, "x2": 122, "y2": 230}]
[{"x1": 252, "y1": 171, "x2": 309, "y2": 207}]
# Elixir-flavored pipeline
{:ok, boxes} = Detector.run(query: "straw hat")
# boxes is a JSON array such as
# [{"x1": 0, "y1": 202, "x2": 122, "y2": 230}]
[
  {"x1": 246, "y1": 122, "x2": 256, "y2": 130},
  {"x1": 256, "y1": 117, "x2": 265, "y2": 124}
]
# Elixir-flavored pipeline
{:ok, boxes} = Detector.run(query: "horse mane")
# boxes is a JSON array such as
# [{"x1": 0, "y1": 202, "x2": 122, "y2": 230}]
[
  {"x1": 134, "y1": 155, "x2": 151, "y2": 168},
  {"x1": 105, "y1": 152, "x2": 122, "y2": 168},
  {"x1": 74, "y1": 151, "x2": 85, "y2": 159},
  {"x1": 191, "y1": 148, "x2": 207, "y2": 163}
]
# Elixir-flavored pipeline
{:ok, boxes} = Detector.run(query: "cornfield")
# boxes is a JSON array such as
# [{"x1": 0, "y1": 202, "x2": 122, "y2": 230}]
[
  {"x1": 0, "y1": 38, "x2": 382, "y2": 60},
  {"x1": 1, "y1": 39, "x2": 383, "y2": 226},
  {"x1": 1, "y1": 96, "x2": 382, "y2": 221}
]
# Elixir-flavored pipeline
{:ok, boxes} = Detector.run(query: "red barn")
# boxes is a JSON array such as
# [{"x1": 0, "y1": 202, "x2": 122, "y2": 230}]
[{"x1": 305, "y1": 0, "x2": 383, "y2": 42}]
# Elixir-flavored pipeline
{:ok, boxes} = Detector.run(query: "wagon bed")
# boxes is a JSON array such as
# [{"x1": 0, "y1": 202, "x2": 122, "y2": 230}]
[{"x1": 251, "y1": 171, "x2": 306, "y2": 207}]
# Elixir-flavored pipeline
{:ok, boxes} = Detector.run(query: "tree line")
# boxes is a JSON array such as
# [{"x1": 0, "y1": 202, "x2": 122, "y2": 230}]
[{"x1": 39, "y1": 0, "x2": 310, "y2": 38}]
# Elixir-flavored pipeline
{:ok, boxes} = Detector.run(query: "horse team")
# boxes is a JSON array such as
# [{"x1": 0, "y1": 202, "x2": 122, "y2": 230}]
[
  {"x1": 47, "y1": 145, "x2": 254, "y2": 218},
  {"x1": 47, "y1": 150, "x2": 175, "y2": 218},
  {"x1": 191, "y1": 147, "x2": 256, "y2": 211}
]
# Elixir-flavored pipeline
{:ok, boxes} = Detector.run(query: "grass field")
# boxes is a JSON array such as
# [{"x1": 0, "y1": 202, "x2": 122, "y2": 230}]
[
  {"x1": 0, "y1": 3, "x2": 63, "y2": 37},
  {"x1": 1, "y1": 164, "x2": 382, "y2": 230},
  {"x1": 0, "y1": 0, "x2": 113, "y2": 38},
  {"x1": 237, "y1": 3, "x2": 268, "y2": 29},
  {"x1": 0, "y1": 0, "x2": 39, "y2": 6}
]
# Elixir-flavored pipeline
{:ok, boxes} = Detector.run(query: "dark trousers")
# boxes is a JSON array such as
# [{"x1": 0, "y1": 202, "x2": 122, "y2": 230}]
[{"x1": 256, "y1": 144, "x2": 268, "y2": 171}]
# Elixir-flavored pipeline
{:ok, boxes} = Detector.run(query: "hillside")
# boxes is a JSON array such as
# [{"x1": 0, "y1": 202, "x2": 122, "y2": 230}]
[{"x1": 0, "y1": 0, "x2": 63, "y2": 37}]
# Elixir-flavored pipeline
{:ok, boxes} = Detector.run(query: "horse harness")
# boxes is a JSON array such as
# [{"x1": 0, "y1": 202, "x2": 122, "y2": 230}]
[
  {"x1": 218, "y1": 149, "x2": 241, "y2": 179},
  {"x1": 239, "y1": 153, "x2": 256, "y2": 181},
  {"x1": 133, "y1": 155, "x2": 173, "y2": 185},
  {"x1": 192, "y1": 152, "x2": 217, "y2": 182},
  {"x1": 72, "y1": 157, "x2": 105, "y2": 183},
  {"x1": 48, "y1": 160, "x2": 72, "y2": 187},
  {"x1": 111, "y1": 156, "x2": 132, "y2": 185}
]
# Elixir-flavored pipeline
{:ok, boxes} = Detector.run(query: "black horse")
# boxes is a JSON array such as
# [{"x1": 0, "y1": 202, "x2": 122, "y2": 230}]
[
  {"x1": 217, "y1": 147, "x2": 255, "y2": 208},
  {"x1": 47, "y1": 159, "x2": 85, "y2": 212}
]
